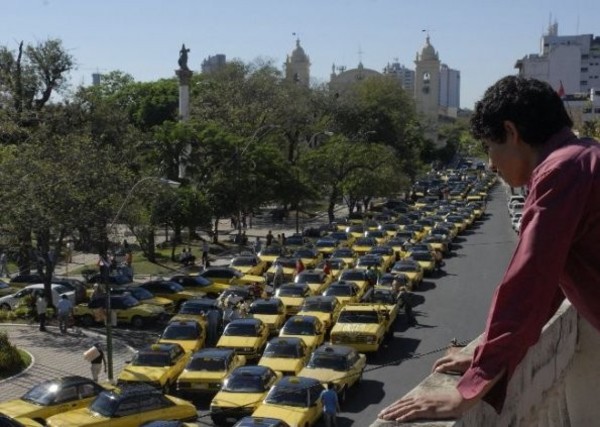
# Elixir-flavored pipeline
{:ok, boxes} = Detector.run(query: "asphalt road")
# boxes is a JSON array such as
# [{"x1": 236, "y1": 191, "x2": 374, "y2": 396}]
[{"x1": 343, "y1": 183, "x2": 518, "y2": 427}]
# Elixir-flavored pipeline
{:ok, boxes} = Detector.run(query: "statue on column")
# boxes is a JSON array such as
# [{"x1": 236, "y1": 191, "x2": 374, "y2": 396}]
[{"x1": 178, "y1": 44, "x2": 190, "y2": 70}]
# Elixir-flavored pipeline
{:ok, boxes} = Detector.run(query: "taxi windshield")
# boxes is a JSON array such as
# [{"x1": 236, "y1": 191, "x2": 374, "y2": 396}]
[
  {"x1": 223, "y1": 323, "x2": 258, "y2": 337},
  {"x1": 161, "y1": 324, "x2": 199, "y2": 340},
  {"x1": 307, "y1": 355, "x2": 346, "y2": 371},
  {"x1": 132, "y1": 352, "x2": 171, "y2": 367},
  {"x1": 263, "y1": 342, "x2": 301, "y2": 358},
  {"x1": 281, "y1": 321, "x2": 315, "y2": 336},
  {"x1": 89, "y1": 392, "x2": 118, "y2": 417},
  {"x1": 249, "y1": 303, "x2": 280, "y2": 315},
  {"x1": 337, "y1": 311, "x2": 379, "y2": 323},
  {"x1": 21, "y1": 381, "x2": 60, "y2": 405},
  {"x1": 276, "y1": 287, "x2": 304, "y2": 297},
  {"x1": 265, "y1": 386, "x2": 308, "y2": 407},
  {"x1": 187, "y1": 357, "x2": 226, "y2": 371},
  {"x1": 222, "y1": 374, "x2": 265, "y2": 393},
  {"x1": 301, "y1": 301, "x2": 333, "y2": 312}
]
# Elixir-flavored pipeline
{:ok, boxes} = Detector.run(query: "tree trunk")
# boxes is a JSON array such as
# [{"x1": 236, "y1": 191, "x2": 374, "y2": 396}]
[
  {"x1": 327, "y1": 187, "x2": 338, "y2": 224},
  {"x1": 147, "y1": 230, "x2": 156, "y2": 263},
  {"x1": 213, "y1": 217, "x2": 220, "y2": 244}
]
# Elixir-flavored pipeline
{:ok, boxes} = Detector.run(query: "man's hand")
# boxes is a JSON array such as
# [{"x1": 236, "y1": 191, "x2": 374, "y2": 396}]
[
  {"x1": 377, "y1": 388, "x2": 477, "y2": 422},
  {"x1": 432, "y1": 350, "x2": 472, "y2": 375}
]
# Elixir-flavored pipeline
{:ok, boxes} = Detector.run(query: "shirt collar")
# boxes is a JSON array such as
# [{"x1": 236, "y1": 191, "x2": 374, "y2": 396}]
[{"x1": 534, "y1": 127, "x2": 578, "y2": 169}]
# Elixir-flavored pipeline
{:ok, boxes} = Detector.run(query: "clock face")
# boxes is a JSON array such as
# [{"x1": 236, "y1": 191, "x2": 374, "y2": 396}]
[{"x1": 423, "y1": 72, "x2": 431, "y2": 82}]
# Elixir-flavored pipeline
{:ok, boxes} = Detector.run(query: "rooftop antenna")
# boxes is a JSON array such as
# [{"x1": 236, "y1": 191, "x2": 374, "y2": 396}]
[{"x1": 358, "y1": 45, "x2": 363, "y2": 64}]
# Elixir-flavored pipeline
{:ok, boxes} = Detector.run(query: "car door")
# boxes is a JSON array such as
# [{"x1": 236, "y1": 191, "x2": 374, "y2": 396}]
[{"x1": 112, "y1": 395, "x2": 140, "y2": 426}]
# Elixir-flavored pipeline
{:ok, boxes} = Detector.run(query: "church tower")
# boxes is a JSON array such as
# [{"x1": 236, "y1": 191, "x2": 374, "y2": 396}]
[
  {"x1": 285, "y1": 39, "x2": 311, "y2": 87},
  {"x1": 414, "y1": 36, "x2": 440, "y2": 119}
]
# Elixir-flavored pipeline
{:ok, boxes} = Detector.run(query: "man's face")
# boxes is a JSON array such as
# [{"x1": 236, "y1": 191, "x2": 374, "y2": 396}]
[{"x1": 483, "y1": 122, "x2": 537, "y2": 188}]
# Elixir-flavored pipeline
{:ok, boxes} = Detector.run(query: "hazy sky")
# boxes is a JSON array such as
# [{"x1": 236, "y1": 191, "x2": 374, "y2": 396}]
[{"x1": 3, "y1": 0, "x2": 598, "y2": 109}]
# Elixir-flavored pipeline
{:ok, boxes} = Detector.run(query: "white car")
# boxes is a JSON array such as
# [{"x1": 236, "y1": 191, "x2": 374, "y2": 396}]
[
  {"x1": 511, "y1": 213, "x2": 523, "y2": 231},
  {"x1": 0, "y1": 283, "x2": 75, "y2": 311},
  {"x1": 507, "y1": 195, "x2": 525, "y2": 210}
]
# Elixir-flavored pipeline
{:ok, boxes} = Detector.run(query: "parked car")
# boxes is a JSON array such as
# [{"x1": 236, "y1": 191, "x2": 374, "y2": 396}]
[{"x1": 0, "y1": 284, "x2": 75, "y2": 311}]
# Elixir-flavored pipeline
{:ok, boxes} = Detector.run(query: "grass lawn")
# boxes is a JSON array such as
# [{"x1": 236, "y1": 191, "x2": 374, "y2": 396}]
[{"x1": 0, "y1": 349, "x2": 32, "y2": 380}]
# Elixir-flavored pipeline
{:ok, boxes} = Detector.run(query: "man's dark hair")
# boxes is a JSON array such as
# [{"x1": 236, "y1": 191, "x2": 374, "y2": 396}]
[{"x1": 470, "y1": 76, "x2": 573, "y2": 146}]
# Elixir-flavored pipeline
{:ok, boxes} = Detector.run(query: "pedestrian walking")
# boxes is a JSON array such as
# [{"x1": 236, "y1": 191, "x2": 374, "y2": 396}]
[
  {"x1": 56, "y1": 294, "x2": 73, "y2": 333},
  {"x1": 87, "y1": 343, "x2": 107, "y2": 382},
  {"x1": 272, "y1": 262, "x2": 284, "y2": 291},
  {"x1": 35, "y1": 294, "x2": 47, "y2": 332},
  {"x1": 65, "y1": 241, "x2": 74, "y2": 264},
  {"x1": 265, "y1": 230, "x2": 274, "y2": 247},
  {"x1": 254, "y1": 237, "x2": 262, "y2": 255},
  {"x1": 206, "y1": 308, "x2": 221, "y2": 346},
  {"x1": 320, "y1": 382, "x2": 340, "y2": 427},
  {"x1": 397, "y1": 287, "x2": 416, "y2": 326},
  {"x1": 294, "y1": 258, "x2": 305, "y2": 278}
]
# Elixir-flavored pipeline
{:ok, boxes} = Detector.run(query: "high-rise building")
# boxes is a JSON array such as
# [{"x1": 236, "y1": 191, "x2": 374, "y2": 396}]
[
  {"x1": 383, "y1": 62, "x2": 415, "y2": 95},
  {"x1": 515, "y1": 21, "x2": 600, "y2": 96},
  {"x1": 201, "y1": 54, "x2": 227, "y2": 74},
  {"x1": 515, "y1": 22, "x2": 600, "y2": 126},
  {"x1": 285, "y1": 39, "x2": 310, "y2": 87},
  {"x1": 439, "y1": 64, "x2": 460, "y2": 110}
]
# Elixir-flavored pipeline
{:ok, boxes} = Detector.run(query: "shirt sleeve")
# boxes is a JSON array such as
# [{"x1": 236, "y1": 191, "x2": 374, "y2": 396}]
[{"x1": 457, "y1": 161, "x2": 587, "y2": 411}]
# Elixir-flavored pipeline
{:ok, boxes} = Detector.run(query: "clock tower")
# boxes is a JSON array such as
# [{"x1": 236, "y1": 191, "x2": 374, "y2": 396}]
[{"x1": 414, "y1": 36, "x2": 440, "y2": 119}]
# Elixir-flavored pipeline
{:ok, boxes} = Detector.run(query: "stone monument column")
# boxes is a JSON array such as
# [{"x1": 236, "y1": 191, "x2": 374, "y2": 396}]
[{"x1": 176, "y1": 44, "x2": 193, "y2": 179}]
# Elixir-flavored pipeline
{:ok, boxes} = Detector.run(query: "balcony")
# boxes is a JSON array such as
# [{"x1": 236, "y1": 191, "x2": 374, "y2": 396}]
[{"x1": 370, "y1": 301, "x2": 600, "y2": 426}]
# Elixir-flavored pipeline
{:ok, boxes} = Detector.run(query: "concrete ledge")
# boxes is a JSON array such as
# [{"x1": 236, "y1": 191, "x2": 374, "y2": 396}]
[{"x1": 370, "y1": 301, "x2": 580, "y2": 427}]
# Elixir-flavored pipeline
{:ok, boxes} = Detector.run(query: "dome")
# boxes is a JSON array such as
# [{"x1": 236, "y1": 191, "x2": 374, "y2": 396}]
[
  {"x1": 291, "y1": 39, "x2": 309, "y2": 63},
  {"x1": 420, "y1": 36, "x2": 438, "y2": 60}
]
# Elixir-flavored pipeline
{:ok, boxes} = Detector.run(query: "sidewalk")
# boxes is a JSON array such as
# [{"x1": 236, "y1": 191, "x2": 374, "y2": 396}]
[{"x1": 0, "y1": 324, "x2": 134, "y2": 401}]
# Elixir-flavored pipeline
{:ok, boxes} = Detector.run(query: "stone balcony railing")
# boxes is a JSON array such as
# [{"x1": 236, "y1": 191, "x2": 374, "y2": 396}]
[{"x1": 370, "y1": 301, "x2": 600, "y2": 427}]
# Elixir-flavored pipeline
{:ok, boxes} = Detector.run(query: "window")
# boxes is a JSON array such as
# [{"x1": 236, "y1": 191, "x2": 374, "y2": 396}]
[
  {"x1": 138, "y1": 395, "x2": 169, "y2": 412},
  {"x1": 78, "y1": 383, "x2": 98, "y2": 399},
  {"x1": 55, "y1": 386, "x2": 77, "y2": 403},
  {"x1": 114, "y1": 398, "x2": 139, "y2": 417}
]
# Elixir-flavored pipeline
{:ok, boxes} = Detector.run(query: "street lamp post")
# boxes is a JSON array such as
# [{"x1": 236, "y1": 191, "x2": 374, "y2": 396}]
[{"x1": 104, "y1": 176, "x2": 180, "y2": 381}]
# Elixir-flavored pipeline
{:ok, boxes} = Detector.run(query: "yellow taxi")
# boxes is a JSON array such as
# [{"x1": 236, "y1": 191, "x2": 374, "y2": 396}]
[
  {"x1": 111, "y1": 286, "x2": 176, "y2": 315},
  {"x1": 298, "y1": 344, "x2": 366, "y2": 404},
  {"x1": 327, "y1": 231, "x2": 355, "y2": 248},
  {"x1": 321, "y1": 281, "x2": 362, "y2": 305},
  {"x1": 294, "y1": 270, "x2": 332, "y2": 294},
  {"x1": 248, "y1": 298, "x2": 287, "y2": 335},
  {"x1": 251, "y1": 376, "x2": 324, "y2": 427},
  {"x1": 390, "y1": 260, "x2": 424, "y2": 288},
  {"x1": 279, "y1": 315, "x2": 325, "y2": 351},
  {"x1": 266, "y1": 258, "x2": 298, "y2": 283},
  {"x1": 0, "y1": 376, "x2": 108, "y2": 423},
  {"x1": 378, "y1": 223, "x2": 400, "y2": 237},
  {"x1": 351, "y1": 237, "x2": 377, "y2": 256},
  {"x1": 403, "y1": 224, "x2": 427, "y2": 242},
  {"x1": 364, "y1": 230, "x2": 388, "y2": 245},
  {"x1": 338, "y1": 269, "x2": 371, "y2": 296},
  {"x1": 291, "y1": 248, "x2": 322, "y2": 270},
  {"x1": 258, "y1": 246, "x2": 287, "y2": 266},
  {"x1": 0, "y1": 416, "x2": 42, "y2": 427},
  {"x1": 275, "y1": 283, "x2": 312, "y2": 317},
  {"x1": 139, "y1": 280, "x2": 201, "y2": 307},
  {"x1": 367, "y1": 288, "x2": 400, "y2": 327},
  {"x1": 170, "y1": 298, "x2": 220, "y2": 330},
  {"x1": 73, "y1": 294, "x2": 166, "y2": 328},
  {"x1": 367, "y1": 246, "x2": 396, "y2": 271},
  {"x1": 298, "y1": 296, "x2": 342, "y2": 331},
  {"x1": 258, "y1": 337, "x2": 310, "y2": 376},
  {"x1": 230, "y1": 255, "x2": 268, "y2": 276},
  {"x1": 210, "y1": 365, "x2": 281, "y2": 425},
  {"x1": 169, "y1": 274, "x2": 227, "y2": 298},
  {"x1": 314, "y1": 238, "x2": 338, "y2": 258},
  {"x1": 316, "y1": 258, "x2": 349, "y2": 280},
  {"x1": 330, "y1": 248, "x2": 356, "y2": 269},
  {"x1": 176, "y1": 348, "x2": 246, "y2": 396},
  {"x1": 216, "y1": 318, "x2": 270, "y2": 361},
  {"x1": 45, "y1": 384, "x2": 196, "y2": 427},
  {"x1": 408, "y1": 251, "x2": 437, "y2": 277},
  {"x1": 157, "y1": 320, "x2": 206, "y2": 353},
  {"x1": 117, "y1": 343, "x2": 189, "y2": 393},
  {"x1": 344, "y1": 224, "x2": 364, "y2": 239},
  {"x1": 387, "y1": 237, "x2": 410, "y2": 260}
]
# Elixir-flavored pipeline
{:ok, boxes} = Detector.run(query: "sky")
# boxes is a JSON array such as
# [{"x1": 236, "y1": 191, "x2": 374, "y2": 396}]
[{"x1": 2, "y1": 0, "x2": 599, "y2": 109}]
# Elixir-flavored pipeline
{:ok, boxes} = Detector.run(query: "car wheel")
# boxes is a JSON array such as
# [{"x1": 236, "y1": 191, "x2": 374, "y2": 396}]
[
  {"x1": 80, "y1": 314, "x2": 94, "y2": 327},
  {"x1": 0, "y1": 303, "x2": 11, "y2": 311},
  {"x1": 131, "y1": 315, "x2": 144, "y2": 329}
]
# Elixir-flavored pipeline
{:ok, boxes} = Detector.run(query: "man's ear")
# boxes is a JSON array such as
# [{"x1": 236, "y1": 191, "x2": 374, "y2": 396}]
[{"x1": 503, "y1": 121, "x2": 521, "y2": 145}]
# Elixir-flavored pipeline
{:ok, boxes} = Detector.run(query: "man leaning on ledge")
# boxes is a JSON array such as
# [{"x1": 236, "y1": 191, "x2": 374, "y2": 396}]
[{"x1": 378, "y1": 76, "x2": 600, "y2": 422}]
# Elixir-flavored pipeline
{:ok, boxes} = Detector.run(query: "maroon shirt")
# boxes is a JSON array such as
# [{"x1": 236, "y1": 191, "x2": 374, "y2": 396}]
[{"x1": 457, "y1": 128, "x2": 600, "y2": 411}]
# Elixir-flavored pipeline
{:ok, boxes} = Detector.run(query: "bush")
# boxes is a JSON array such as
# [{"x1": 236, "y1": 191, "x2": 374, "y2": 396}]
[{"x1": 0, "y1": 331, "x2": 27, "y2": 378}]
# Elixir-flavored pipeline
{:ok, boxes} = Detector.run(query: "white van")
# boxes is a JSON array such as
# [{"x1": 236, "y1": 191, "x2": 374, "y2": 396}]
[{"x1": 0, "y1": 283, "x2": 75, "y2": 311}]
